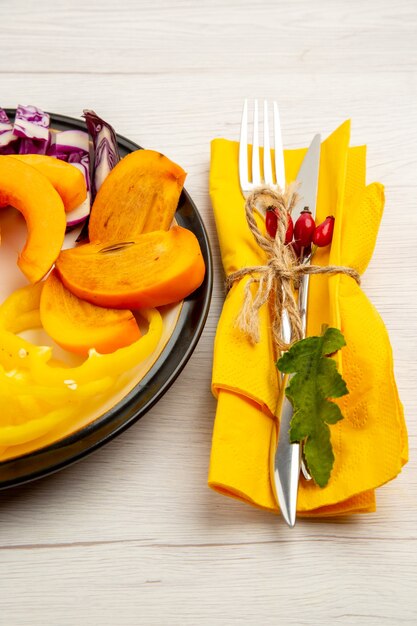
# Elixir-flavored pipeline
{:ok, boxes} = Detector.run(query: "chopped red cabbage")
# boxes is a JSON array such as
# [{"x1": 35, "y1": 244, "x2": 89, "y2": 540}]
[
  {"x1": 13, "y1": 104, "x2": 51, "y2": 155},
  {"x1": 76, "y1": 110, "x2": 120, "y2": 242},
  {"x1": 0, "y1": 108, "x2": 19, "y2": 152},
  {"x1": 66, "y1": 195, "x2": 91, "y2": 230},
  {"x1": 13, "y1": 104, "x2": 50, "y2": 141},
  {"x1": 52, "y1": 129, "x2": 89, "y2": 155},
  {"x1": 47, "y1": 138, "x2": 70, "y2": 161},
  {"x1": 46, "y1": 128, "x2": 92, "y2": 230},
  {"x1": 83, "y1": 110, "x2": 120, "y2": 198},
  {"x1": 0, "y1": 108, "x2": 11, "y2": 127},
  {"x1": 67, "y1": 151, "x2": 91, "y2": 230},
  {"x1": 1, "y1": 105, "x2": 121, "y2": 237},
  {"x1": 0, "y1": 143, "x2": 18, "y2": 155},
  {"x1": 69, "y1": 152, "x2": 90, "y2": 192},
  {"x1": 19, "y1": 134, "x2": 51, "y2": 155}
]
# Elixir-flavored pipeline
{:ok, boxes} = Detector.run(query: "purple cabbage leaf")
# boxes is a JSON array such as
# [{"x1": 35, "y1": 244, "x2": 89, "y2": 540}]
[
  {"x1": 76, "y1": 110, "x2": 120, "y2": 241},
  {"x1": 13, "y1": 104, "x2": 50, "y2": 141},
  {"x1": 83, "y1": 109, "x2": 120, "y2": 198},
  {"x1": 0, "y1": 108, "x2": 19, "y2": 153}
]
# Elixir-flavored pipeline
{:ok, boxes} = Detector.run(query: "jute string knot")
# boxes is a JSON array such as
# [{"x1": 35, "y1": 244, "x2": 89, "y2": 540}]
[{"x1": 226, "y1": 185, "x2": 360, "y2": 352}]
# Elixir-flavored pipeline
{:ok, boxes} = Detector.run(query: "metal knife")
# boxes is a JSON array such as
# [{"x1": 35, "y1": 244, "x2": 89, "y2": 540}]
[{"x1": 272, "y1": 133, "x2": 321, "y2": 527}]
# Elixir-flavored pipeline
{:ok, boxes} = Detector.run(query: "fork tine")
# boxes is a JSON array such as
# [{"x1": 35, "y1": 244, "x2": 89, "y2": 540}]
[
  {"x1": 263, "y1": 100, "x2": 273, "y2": 185},
  {"x1": 239, "y1": 99, "x2": 250, "y2": 190},
  {"x1": 273, "y1": 101, "x2": 286, "y2": 189},
  {"x1": 252, "y1": 100, "x2": 261, "y2": 186}
]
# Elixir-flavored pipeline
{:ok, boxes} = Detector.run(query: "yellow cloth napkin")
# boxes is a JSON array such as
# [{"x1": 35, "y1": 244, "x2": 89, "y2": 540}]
[{"x1": 208, "y1": 121, "x2": 408, "y2": 516}]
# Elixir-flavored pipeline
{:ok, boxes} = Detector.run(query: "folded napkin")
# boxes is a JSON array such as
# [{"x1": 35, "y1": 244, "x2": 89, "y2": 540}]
[{"x1": 208, "y1": 121, "x2": 408, "y2": 516}]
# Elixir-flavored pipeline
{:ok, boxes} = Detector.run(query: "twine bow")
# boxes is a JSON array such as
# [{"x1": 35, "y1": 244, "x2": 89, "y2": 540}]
[{"x1": 226, "y1": 185, "x2": 360, "y2": 352}]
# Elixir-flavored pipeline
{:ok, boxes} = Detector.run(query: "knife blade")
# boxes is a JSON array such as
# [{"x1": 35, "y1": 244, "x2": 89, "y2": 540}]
[{"x1": 272, "y1": 133, "x2": 321, "y2": 527}]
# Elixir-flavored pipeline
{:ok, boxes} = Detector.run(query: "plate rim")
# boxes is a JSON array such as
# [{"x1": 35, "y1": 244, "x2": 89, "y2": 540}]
[{"x1": 0, "y1": 109, "x2": 213, "y2": 489}]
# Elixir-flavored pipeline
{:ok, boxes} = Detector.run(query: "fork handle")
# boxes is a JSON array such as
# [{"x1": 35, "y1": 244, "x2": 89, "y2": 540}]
[{"x1": 298, "y1": 272, "x2": 310, "y2": 336}]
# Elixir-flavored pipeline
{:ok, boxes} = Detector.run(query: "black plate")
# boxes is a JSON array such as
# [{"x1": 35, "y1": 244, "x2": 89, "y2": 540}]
[{"x1": 0, "y1": 110, "x2": 212, "y2": 490}]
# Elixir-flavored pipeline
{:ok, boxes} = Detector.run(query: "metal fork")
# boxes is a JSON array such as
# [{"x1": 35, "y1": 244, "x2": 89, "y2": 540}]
[
  {"x1": 239, "y1": 99, "x2": 286, "y2": 195},
  {"x1": 238, "y1": 99, "x2": 312, "y2": 522},
  {"x1": 238, "y1": 99, "x2": 292, "y2": 341}
]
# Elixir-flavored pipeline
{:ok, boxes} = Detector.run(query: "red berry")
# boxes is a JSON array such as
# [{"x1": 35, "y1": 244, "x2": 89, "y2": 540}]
[
  {"x1": 265, "y1": 209, "x2": 278, "y2": 238},
  {"x1": 290, "y1": 241, "x2": 311, "y2": 261},
  {"x1": 303, "y1": 243, "x2": 312, "y2": 258},
  {"x1": 265, "y1": 208, "x2": 293, "y2": 244},
  {"x1": 285, "y1": 214, "x2": 294, "y2": 245},
  {"x1": 290, "y1": 240, "x2": 302, "y2": 259},
  {"x1": 313, "y1": 216, "x2": 335, "y2": 247},
  {"x1": 294, "y1": 208, "x2": 316, "y2": 247}
]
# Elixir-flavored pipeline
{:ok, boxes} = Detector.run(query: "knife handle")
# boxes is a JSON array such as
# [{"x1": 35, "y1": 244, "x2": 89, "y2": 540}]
[
  {"x1": 272, "y1": 376, "x2": 301, "y2": 527},
  {"x1": 273, "y1": 276, "x2": 311, "y2": 526}
]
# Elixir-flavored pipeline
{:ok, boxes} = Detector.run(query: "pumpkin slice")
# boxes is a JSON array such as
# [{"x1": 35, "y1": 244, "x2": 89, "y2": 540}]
[
  {"x1": 0, "y1": 156, "x2": 66, "y2": 283},
  {"x1": 88, "y1": 149, "x2": 186, "y2": 243},
  {"x1": 9, "y1": 154, "x2": 87, "y2": 212},
  {"x1": 40, "y1": 270, "x2": 141, "y2": 355},
  {"x1": 55, "y1": 226, "x2": 205, "y2": 309}
]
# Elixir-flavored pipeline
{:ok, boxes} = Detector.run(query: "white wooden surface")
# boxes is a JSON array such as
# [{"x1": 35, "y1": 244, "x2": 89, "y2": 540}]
[{"x1": 1, "y1": 1, "x2": 416, "y2": 624}]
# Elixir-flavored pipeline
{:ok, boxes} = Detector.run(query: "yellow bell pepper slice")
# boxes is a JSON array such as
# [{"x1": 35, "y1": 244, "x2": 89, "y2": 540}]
[
  {"x1": 0, "y1": 283, "x2": 43, "y2": 331},
  {"x1": 0, "y1": 365, "x2": 115, "y2": 405},
  {"x1": 0, "y1": 284, "x2": 52, "y2": 370},
  {"x1": 28, "y1": 307, "x2": 163, "y2": 386},
  {"x1": 0, "y1": 285, "x2": 163, "y2": 386},
  {"x1": 0, "y1": 405, "x2": 78, "y2": 446},
  {"x1": 0, "y1": 283, "x2": 165, "y2": 447},
  {"x1": 0, "y1": 377, "x2": 117, "y2": 446}
]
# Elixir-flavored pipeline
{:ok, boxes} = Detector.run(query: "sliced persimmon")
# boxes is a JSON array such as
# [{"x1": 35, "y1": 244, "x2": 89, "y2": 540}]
[
  {"x1": 88, "y1": 149, "x2": 186, "y2": 243},
  {"x1": 0, "y1": 156, "x2": 66, "y2": 283},
  {"x1": 40, "y1": 270, "x2": 141, "y2": 355},
  {"x1": 10, "y1": 154, "x2": 87, "y2": 212},
  {"x1": 55, "y1": 226, "x2": 205, "y2": 309}
]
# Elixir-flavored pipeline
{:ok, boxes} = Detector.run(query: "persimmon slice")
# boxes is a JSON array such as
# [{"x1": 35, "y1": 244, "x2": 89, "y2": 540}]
[
  {"x1": 88, "y1": 149, "x2": 186, "y2": 242},
  {"x1": 40, "y1": 270, "x2": 141, "y2": 355},
  {"x1": 55, "y1": 226, "x2": 205, "y2": 309}
]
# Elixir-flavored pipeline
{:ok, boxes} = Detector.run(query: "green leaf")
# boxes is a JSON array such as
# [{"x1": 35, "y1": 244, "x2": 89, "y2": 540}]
[
  {"x1": 276, "y1": 327, "x2": 348, "y2": 488},
  {"x1": 320, "y1": 326, "x2": 346, "y2": 356}
]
